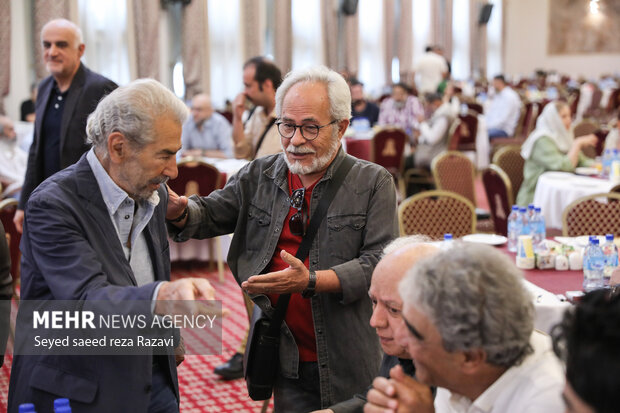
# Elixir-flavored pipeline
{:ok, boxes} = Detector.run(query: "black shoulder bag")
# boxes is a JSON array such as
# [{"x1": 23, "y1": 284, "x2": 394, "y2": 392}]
[{"x1": 245, "y1": 155, "x2": 355, "y2": 401}]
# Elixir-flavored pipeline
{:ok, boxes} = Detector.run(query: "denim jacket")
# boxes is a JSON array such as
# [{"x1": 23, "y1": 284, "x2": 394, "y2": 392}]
[{"x1": 170, "y1": 147, "x2": 398, "y2": 407}]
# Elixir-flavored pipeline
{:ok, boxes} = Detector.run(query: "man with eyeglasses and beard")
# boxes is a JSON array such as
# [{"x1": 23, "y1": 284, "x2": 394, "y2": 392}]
[{"x1": 167, "y1": 66, "x2": 398, "y2": 411}]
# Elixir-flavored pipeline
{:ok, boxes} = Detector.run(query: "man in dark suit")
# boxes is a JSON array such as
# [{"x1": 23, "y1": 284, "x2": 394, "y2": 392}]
[
  {"x1": 14, "y1": 18, "x2": 117, "y2": 233},
  {"x1": 8, "y1": 79, "x2": 216, "y2": 413}
]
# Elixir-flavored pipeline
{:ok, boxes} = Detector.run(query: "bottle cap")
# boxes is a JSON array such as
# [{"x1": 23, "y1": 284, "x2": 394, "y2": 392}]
[
  {"x1": 18, "y1": 404, "x2": 35, "y2": 413},
  {"x1": 444, "y1": 233, "x2": 453, "y2": 240},
  {"x1": 606, "y1": 234, "x2": 614, "y2": 241},
  {"x1": 512, "y1": 205, "x2": 519, "y2": 211},
  {"x1": 519, "y1": 207, "x2": 527, "y2": 213},
  {"x1": 592, "y1": 239, "x2": 600, "y2": 245},
  {"x1": 54, "y1": 399, "x2": 70, "y2": 409}
]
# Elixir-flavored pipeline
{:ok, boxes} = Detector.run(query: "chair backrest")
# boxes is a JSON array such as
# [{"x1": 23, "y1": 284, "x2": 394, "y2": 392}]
[
  {"x1": 370, "y1": 128, "x2": 407, "y2": 175},
  {"x1": 168, "y1": 160, "x2": 222, "y2": 197},
  {"x1": 345, "y1": 137, "x2": 371, "y2": 161},
  {"x1": 492, "y1": 145, "x2": 524, "y2": 202},
  {"x1": 0, "y1": 198, "x2": 21, "y2": 284},
  {"x1": 513, "y1": 102, "x2": 527, "y2": 138},
  {"x1": 574, "y1": 119, "x2": 600, "y2": 159},
  {"x1": 466, "y1": 101, "x2": 484, "y2": 115},
  {"x1": 481, "y1": 165, "x2": 513, "y2": 236},
  {"x1": 456, "y1": 112, "x2": 478, "y2": 147},
  {"x1": 447, "y1": 119, "x2": 463, "y2": 151},
  {"x1": 398, "y1": 190, "x2": 476, "y2": 238},
  {"x1": 562, "y1": 192, "x2": 620, "y2": 236},
  {"x1": 431, "y1": 151, "x2": 477, "y2": 206}
]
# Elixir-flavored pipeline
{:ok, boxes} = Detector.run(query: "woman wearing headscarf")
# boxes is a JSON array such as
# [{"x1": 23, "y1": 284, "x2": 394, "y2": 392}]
[{"x1": 516, "y1": 101, "x2": 597, "y2": 206}]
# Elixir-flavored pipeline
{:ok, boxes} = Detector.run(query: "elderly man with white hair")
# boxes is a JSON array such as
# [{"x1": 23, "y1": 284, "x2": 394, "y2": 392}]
[
  {"x1": 168, "y1": 65, "x2": 398, "y2": 411},
  {"x1": 365, "y1": 242, "x2": 565, "y2": 413},
  {"x1": 8, "y1": 79, "x2": 216, "y2": 413}
]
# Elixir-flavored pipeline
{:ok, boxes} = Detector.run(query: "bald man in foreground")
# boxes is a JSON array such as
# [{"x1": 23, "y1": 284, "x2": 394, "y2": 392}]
[
  {"x1": 314, "y1": 237, "x2": 438, "y2": 413},
  {"x1": 180, "y1": 93, "x2": 233, "y2": 159}
]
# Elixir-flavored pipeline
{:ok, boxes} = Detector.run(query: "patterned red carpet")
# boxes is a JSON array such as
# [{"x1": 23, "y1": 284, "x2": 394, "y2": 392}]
[{"x1": 0, "y1": 263, "x2": 273, "y2": 412}]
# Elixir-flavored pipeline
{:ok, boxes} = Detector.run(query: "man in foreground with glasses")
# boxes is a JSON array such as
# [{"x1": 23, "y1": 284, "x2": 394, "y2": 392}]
[
  {"x1": 552, "y1": 288, "x2": 620, "y2": 413},
  {"x1": 167, "y1": 65, "x2": 398, "y2": 411},
  {"x1": 365, "y1": 243, "x2": 564, "y2": 412}
]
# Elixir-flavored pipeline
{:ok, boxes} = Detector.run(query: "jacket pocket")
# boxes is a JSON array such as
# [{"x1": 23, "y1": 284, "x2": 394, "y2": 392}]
[
  {"x1": 30, "y1": 362, "x2": 98, "y2": 403},
  {"x1": 246, "y1": 204, "x2": 272, "y2": 251},
  {"x1": 327, "y1": 214, "x2": 366, "y2": 260}
]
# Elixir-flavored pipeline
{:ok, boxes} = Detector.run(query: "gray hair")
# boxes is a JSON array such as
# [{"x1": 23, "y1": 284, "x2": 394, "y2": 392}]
[
  {"x1": 41, "y1": 19, "x2": 84, "y2": 48},
  {"x1": 383, "y1": 235, "x2": 433, "y2": 256},
  {"x1": 86, "y1": 79, "x2": 188, "y2": 155},
  {"x1": 399, "y1": 242, "x2": 534, "y2": 367},
  {"x1": 275, "y1": 66, "x2": 351, "y2": 121}
]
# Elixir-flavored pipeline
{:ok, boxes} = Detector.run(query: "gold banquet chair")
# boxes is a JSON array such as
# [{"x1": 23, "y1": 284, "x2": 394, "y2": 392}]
[
  {"x1": 168, "y1": 160, "x2": 225, "y2": 282},
  {"x1": 398, "y1": 190, "x2": 477, "y2": 239},
  {"x1": 562, "y1": 193, "x2": 620, "y2": 237},
  {"x1": 492, "y1": 145, "x2": 524, "y2": 202}
]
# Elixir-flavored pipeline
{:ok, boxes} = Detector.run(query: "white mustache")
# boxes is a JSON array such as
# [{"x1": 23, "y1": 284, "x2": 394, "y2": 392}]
[{"x1": 286, "y1": 146, "x2": 315, "y2": 155}]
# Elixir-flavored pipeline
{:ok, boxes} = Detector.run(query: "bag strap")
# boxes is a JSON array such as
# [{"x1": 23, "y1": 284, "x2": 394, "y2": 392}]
[
  {"x1": 253, "y1": 117, "x2": 277, "y2": 160},
  {"x1": 267, "y1": 155, "x2": 355, "y2": 335}
]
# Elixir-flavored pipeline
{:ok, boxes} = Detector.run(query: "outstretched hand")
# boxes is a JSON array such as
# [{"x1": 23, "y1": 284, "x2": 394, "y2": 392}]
[{"x1": 241, "y1": 250, "x2": 309, "y2": 295}]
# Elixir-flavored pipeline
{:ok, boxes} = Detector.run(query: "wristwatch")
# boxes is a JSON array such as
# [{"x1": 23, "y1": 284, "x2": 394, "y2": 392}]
[{"x1": 301, "y1": 270, "x2": 317, "y2": 298}]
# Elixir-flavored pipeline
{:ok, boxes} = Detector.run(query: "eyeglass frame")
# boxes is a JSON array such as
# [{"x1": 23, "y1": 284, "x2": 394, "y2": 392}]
[{"x1": 275, "y1": 119, "x2": 339, "y2": 141}]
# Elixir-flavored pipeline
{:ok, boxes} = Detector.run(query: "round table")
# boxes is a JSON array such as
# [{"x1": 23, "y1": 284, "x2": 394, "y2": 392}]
[{"x1": 532, "y1": 171, "x2": 616, "y2": 229}]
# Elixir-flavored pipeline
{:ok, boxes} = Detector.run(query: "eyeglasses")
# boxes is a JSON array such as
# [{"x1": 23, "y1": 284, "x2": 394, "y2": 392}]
[
  {"x1": 289, "y1": 188, "x2": 306, "y2": 236},
  {"x1": 276, "y1": 120, "x2": 338, "y2": 141}
]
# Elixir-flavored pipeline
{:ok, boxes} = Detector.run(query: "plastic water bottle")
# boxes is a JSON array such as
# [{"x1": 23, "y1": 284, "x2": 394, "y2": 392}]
[
  {"x1": 602, "y1": 149, "x2": 613, "y2": 177},
  {"x1": 507, "y1": 206, "x2": 520, "y2": 252},
  {"x1": 519, "y1": 207, "x2": 530, "y2": 236},
  {"x1": 532, "y1": 207, "x2": 546, "y2": 244},
  {"x1": 442, "y1": 233, "x2": 454, "y2": 250},
  {"x1": 527, "y1": 204, "x2": 536, "y2": 221},
  {"x1": 19, "y1": 404, "x2": 36, "y2": 413},
  {"x1": 602, "y1": 234, "x2": 618, "y2": 286},
  {"x1": 583, "y1": 238, "x2": 605, "y2": 292}
]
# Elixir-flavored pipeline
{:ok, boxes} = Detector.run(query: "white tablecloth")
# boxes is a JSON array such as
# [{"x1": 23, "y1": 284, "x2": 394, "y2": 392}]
[
  {"x1": 169, "y1": 157, "x2": 248, "y2": 262},
  {"x1": 524, "y1": 280, "x2": 571, "y2": 334},
  {"x1": 533, "y1": 171, "x2": 616, "y2": 229}
]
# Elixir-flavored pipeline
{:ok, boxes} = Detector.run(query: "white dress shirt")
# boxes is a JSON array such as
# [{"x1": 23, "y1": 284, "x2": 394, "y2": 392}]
[
  {"x1": 434, "y1": 331, "x2": 565, "y2": 413},
  {"x1": 485, "y1": 87, "x2": 522, "y2": 136}
]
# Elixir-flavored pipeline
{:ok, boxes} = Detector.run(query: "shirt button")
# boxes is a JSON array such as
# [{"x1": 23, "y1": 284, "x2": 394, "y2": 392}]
[
  {"x1": 320, "y1": 363, "x2": 327, "y2": 368},
  {"x1": 274, "y1": 228, "x2": 279, "y2": 233},
  {"x1": 54, "y1": 103, "x2": 59, "y2": 109},
  {"x1": 57, "y1": 96, "x2": 63, "y2": 101},
  {"x1": 124, "y1": 215, "x2": 130, "y2": 219}
]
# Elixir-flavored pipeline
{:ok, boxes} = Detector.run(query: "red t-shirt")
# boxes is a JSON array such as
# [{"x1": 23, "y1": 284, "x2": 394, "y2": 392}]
[{"x1": 266, "y1": 172, "x2": 319, "y2": 362}]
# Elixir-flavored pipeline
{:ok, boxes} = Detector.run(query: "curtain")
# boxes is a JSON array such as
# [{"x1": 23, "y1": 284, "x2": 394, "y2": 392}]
[
  {"x1": 131, "y1": 0, "x2": 159, "y2": 79},
  {"x1": 0, "y1": 0, "x2": 10, "y2": 114},
  {"x1": 321, "y1": 0, "x2": 338, "y2": 69},
  {"x1": 470, "y1": 0, "x2": 487, "y2": 79},
  {"x1": 33, "y1": 0, "x2": 71, "y2": 81},
  {"x1": 78, "y1": 0, "x2": 130, "y2": 86},
  {"x1": 273, "y1": 0, "x2": 292, "y2": 73},
  {"x1": 240, "y1": 0, "x2": 262, "y2": 60},
  {"x1": 342, "y1": 12, "x2": 359, "y2": 76},
  {"x1": 182, "y1": 0, "x2": 210, "y2": 98},
  {"x1": 398, "y1": 0, "x2": 413, "y2": 85}
]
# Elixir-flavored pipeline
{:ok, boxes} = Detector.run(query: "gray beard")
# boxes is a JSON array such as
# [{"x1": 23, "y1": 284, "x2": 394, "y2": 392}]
[{"x1": 282, "y1": 132, "x2": 340, "y2": 176}]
